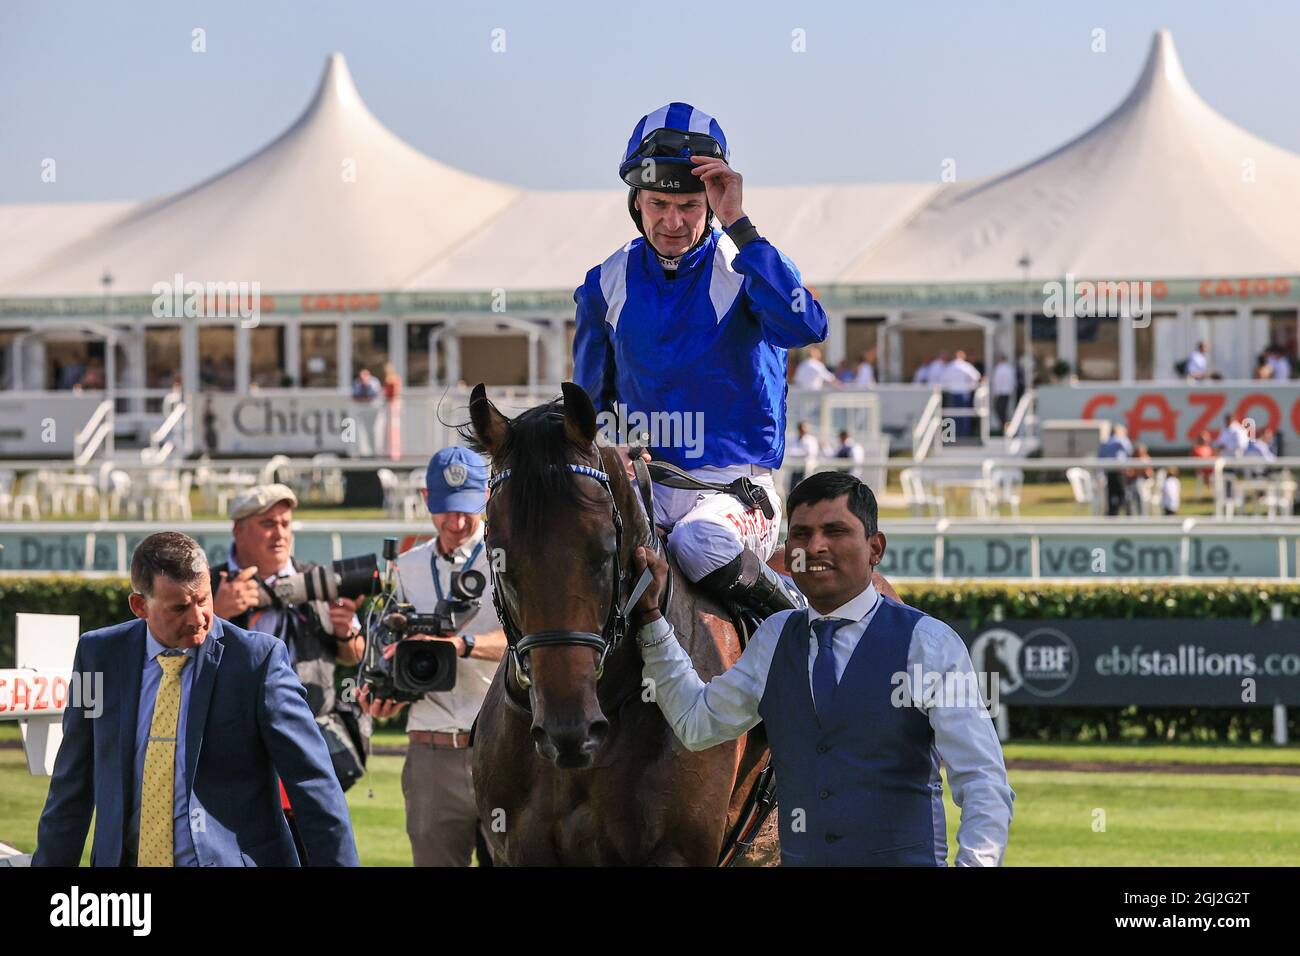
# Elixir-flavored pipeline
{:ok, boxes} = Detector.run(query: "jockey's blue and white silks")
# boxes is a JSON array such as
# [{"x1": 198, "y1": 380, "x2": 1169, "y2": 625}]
[{"x1": 573, "y1": 229, "x2": 828, "y2": 470}]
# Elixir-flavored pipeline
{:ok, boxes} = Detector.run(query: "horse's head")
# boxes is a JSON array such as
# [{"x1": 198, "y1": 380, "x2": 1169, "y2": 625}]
[{"x1": 468, "y1": 381, "x2": 649, "y2": 769}]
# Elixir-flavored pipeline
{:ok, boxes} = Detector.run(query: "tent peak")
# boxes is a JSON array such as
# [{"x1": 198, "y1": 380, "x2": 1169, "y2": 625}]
[
  {"x1": 306, "y1": 51, "x2": 366, "y2": 119},
  {"x1": 1130, "y1": 28, "x2": 1194, "y2": 103}
]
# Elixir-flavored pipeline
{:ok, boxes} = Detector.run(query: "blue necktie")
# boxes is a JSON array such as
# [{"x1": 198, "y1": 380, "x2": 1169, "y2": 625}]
[{"x1": 811, "y1": 617, "x2": 849, "y2": 722}]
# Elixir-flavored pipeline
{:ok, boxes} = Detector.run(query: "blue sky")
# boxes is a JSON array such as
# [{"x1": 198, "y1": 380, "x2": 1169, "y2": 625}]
[{"x1": 2, "y1": 0, "x2": 1297, "y2": 202}]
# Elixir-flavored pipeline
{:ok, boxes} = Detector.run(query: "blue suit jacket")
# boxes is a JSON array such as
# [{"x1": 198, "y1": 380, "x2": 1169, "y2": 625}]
[{"x1": 33, "y1": 617, "x2": 359, "y2": 867}]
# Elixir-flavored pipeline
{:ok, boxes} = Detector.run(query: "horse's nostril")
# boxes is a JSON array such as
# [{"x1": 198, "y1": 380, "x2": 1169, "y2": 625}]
[
  {"x1": 588, "y1": 719, "x2": 609, "y2": 743},
  {"x1": 530, "y1": 724, "x2": 548, "y2": 748}
]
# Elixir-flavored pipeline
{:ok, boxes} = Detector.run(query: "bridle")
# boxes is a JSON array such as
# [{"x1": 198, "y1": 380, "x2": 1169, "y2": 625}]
[{"x1": 485, "y1": 458, "x2": 654, "y2": 691}]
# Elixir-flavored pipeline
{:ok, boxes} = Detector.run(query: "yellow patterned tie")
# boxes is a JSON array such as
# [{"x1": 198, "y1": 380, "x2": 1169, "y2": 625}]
[{"x1": 138, "y1": 652, "x2": 190, "y2": 867}]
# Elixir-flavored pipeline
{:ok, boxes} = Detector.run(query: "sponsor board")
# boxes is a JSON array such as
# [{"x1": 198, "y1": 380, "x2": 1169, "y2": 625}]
[{"x1": 960, "y1": 618, "x2": 1300, "y2": 705}]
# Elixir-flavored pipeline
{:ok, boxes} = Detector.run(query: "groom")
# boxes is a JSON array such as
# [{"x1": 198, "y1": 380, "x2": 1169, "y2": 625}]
[{"x1": 631, "y1": 471, "x2": 1013, "y2": 866}]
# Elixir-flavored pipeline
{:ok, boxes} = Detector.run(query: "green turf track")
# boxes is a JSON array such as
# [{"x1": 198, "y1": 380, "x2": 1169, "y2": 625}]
[{"x1": 4, "y1": 728, "x2": 1298, "y2": 866}]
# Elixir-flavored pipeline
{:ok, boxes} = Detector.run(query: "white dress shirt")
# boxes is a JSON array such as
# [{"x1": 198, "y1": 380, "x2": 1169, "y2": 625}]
[
  {"x1": 991, "y1": 361, "x2": 1016, "y2": 397},
  {"x1": 638, "y1": 582, "x2": 1014, "y2": 866},
  {"x1": 1269, "y1": 355, "x2": 1291, "y2": 381},
  {"x1": 926, "y1": 358, "x2": 949, "y2": 386},
  {"x1": 395, "y1": 527, "x2": 502, "y2": 733},
  {"x1": 940, "y1": 359, "x2": 982, "y2": 395},
  {"x1": 793, "y1": 357, "x2": 838, "y2": 390},
  {"x1": 1185, "y1": 350, "x2": 1208, "y2": 378},
  {"x1": 853, "y1": 362, "x2": 876, "y2": 386},
  {"x1": 1213, "y1": 422, "x2": 1249, "y2": 455},
  {"x1": 795, "y1": 432, "x2": 821, "y2": 459}
]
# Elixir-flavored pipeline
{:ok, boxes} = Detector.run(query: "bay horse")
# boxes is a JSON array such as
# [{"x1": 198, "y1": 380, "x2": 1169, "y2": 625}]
[{"x1": 466, "y1": 382, "x2": 778, "y2": 865}]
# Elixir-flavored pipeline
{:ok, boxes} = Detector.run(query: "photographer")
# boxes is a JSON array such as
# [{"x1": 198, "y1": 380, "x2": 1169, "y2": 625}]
[
  {"x1": 358, "y1": 447, "x2": 506, "y2": 867},
  {"x1": 212, "y1": 484, "x2": 371, "y2": 804}
]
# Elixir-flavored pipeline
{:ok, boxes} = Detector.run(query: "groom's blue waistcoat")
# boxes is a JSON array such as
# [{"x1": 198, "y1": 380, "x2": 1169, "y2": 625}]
[{"x1": 758, "y1": 597, "x2": 944, "y2": 866}]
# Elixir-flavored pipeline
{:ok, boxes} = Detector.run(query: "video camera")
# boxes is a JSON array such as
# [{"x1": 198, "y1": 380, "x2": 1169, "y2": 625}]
[
  {"x1": 253, "y1": 555, "x2": 379, "y2": 607},
  {"x1": 358, "y1": 538, "x2": 486, "y2": 701}
]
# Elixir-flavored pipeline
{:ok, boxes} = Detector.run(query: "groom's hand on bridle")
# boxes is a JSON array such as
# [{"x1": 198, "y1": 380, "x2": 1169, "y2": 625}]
[{"x1": 630, "y1": 546, "x2": 668, "y2": 630}]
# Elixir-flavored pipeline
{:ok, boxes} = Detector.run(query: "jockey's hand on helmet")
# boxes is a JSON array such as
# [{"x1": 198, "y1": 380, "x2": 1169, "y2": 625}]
[
  {"x1": 630, "y1": 546, "x2": 669, "y2": 630},
  {"x1": 690, "y1": 156, "x2": 745, "y2": 228}
]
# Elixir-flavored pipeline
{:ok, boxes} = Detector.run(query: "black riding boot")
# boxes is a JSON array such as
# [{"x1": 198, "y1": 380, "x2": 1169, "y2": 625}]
[{"x1": 696, "y1": 548, "x2": 802, "y2": 621}]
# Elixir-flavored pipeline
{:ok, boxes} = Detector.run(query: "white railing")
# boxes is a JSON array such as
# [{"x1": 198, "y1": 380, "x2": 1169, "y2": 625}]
[
  {"x1": 147, "y1": 398, "x2": 188, "y2": 463},
  {"x1": 72, "y1": 400, "x2": 114, "y2": 466},
  {"x1": 912, "y1": 390, "x2": 943, "y2": 461},
  {"x1": 1004, "y1": 391, "x2": 1034, "y2": 454},
  {"x1": 3, "y1": 516, "x2": 1299, "y2": 580}
]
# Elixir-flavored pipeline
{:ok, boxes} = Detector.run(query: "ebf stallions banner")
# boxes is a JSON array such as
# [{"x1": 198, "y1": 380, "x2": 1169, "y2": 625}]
[{"x1": 957, "y1": 619, "x2": 1300, "y2": 705}]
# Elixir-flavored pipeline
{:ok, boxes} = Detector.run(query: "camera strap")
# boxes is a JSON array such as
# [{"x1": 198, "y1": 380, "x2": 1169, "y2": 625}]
[{"x1": 430, "y1": 540, "x2": 485, "y2": 604}]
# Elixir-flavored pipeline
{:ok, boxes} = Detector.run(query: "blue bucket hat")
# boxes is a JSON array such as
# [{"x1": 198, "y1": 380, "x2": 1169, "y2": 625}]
[{"x1": 425, "y1": 447, "x2": 488, "y2": 514}]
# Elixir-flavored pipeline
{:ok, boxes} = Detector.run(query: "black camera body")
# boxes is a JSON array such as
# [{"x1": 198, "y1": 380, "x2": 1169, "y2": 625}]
[{"x1": 358, "y1": 539, "x2": 486, "y2": 702}]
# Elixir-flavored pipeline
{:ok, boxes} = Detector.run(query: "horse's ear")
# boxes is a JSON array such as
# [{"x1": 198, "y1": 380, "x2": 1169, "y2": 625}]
[
  {"x1": 560, "y1": 381, "x2": 598, "y2": 446},
  {"x1": 470, "y1": 383, "x2": 510, "y2": 456}
]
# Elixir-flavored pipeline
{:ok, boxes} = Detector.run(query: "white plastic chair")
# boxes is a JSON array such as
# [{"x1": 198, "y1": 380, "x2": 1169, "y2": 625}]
[
  {"x1": 987, "y1": 468, "x2": 1023, "y2": 518},
  {"x1": 899, "y1": 468, "x2": 944, "y2": 517},
  {"x1": 1066, "y1": 467, "x2": 1095, "y2": 513},
  {"x1": 376, "y1": 468, "x2": 402, "y2": 518}
]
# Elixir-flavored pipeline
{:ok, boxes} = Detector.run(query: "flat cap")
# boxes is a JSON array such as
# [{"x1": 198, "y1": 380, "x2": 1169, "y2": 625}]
[{"x1": 230, "y1": 483, "x2": 299, "y2": 521}]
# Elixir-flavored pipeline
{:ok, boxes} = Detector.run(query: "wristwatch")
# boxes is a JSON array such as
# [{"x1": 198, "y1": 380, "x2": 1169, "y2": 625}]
[{"x1": 460, "y1": 633, "x2": 476, "y2": 658}]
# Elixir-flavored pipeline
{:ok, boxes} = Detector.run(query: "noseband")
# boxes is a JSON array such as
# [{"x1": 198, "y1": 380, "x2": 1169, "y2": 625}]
[{"x1": 486, "y1": 462, "x2": 654, "y2": 690}]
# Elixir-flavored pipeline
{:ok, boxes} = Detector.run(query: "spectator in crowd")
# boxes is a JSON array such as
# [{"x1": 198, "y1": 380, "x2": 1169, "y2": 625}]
[
  {"x1": 1184, "y1": 340, "x2": 1209, "y2": 381},
  {"x1": 925, "y1": 352, "x2": 950, "y2": 389},
  {"x1": 793, "y1": 345, "x2": 838, "y2": 390},
  {"x1": 1097, "y1": 424, "x2": 1133, "y2": 517},
  {"x1": 358, "y1": 448, "x2": 507, "y2": 867},
  {"x1": 1268, "y1": 346, "x2": 1292, "y2": 382},
  {"x1": 853, "y1": 348, "x2": 877, "y2": 387},
  {"x1": 1123, "y1": 442, "x2": 1154, "y2": 516},
  {"x1": 1160, "y1": 467, "x2": 1181, "y2": 516},
  {"x1": 211, "y1": 484, "x2": 368, "y2": 852},
  {"x1": 1213, "y1": 414, "x2": 1249, "y2": 456},
  {"x1": 352, "y1": 367, "x2": 380, "y2": 402},
  {"x1": 911, "y1": 354, "x2": 934, "y2": 385},
  {"x1": 789, "y1": 420, "x2": 821, "y2": 486},
  {"x1": 382, "y1": 362, "x2": 403, "y2": 460},
  {"x1": 1191, "y1": 430, "x2": 1216, "y2": 485},
  {"x1": 1255, "y1": 353, "x2": 1274, "y2": 380},
  {"x1": 1244, "y1": 426, "x2": 1277, "y2": 461},
  {"x1": 940, "y1": 350, "x2": 982, "y2": 438},
  {"x1": 79, "y1": 358, "x2": 105, "y2": 390},
  {"x1": 990, "y1": 353, "x2": 1016, "y2": 435},
  {"x1": 833, "y1": 428, "x2": 865, "y2": 477},
  {"x1": 350, "y1": 368, "x2": 382, "y2": 456},
  {"x1": 834, "y1": 358, "x2": 856, "y2": 384}
]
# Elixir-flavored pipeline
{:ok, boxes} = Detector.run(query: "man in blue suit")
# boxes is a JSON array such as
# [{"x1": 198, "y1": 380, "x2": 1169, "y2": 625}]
[
  {"x1": 34, "y1": 531, "x2": 359, "y2": 866},
  {"x1": 631, "y1": 472, "x2": 1014, "y2": 866}
]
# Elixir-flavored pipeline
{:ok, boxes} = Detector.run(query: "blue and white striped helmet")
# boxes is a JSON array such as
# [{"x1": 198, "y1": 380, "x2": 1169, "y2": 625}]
[{"x1": 619, "y1": 102, "x2": 728, "y2": 193}]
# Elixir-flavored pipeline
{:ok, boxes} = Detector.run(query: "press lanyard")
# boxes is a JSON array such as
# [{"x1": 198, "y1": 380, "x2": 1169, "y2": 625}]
[{"x1": 431, "y1": 540, "x2": 484, "y2": 602}]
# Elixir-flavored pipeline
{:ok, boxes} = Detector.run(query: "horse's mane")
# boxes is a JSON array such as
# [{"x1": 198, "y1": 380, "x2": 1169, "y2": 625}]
[{"x1": 460, "y1": 399, "x2": 605, "y2": 546}]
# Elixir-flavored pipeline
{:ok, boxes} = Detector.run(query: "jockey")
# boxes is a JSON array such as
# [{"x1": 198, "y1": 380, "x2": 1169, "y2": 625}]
[{"x1": 574, "y1": 102, "x2": 828, "y2": 619}]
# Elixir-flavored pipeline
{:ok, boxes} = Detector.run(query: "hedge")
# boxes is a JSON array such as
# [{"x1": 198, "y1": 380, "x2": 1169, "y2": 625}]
[{"x1": 3, "y1": 577, "x2": 1298, "y2": 743}]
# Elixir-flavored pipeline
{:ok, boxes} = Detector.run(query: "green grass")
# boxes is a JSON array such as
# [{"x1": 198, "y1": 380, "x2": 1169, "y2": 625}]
[
  {"x1": 19, "y1": 475, "x2": 1222, "y2": 523},
  {"x1": 950, "y1": 769, "x2": 1300, "y2": 866},
  {"x1": 6, "y1": 732, "x2": 1298, "y2": 865},
  {"x1": 878, "y1": 474, "x2": 1218, "y2": 520},
  {"x1": 1004, "y1": 740, "x2": 1300, "y2": 766}
]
